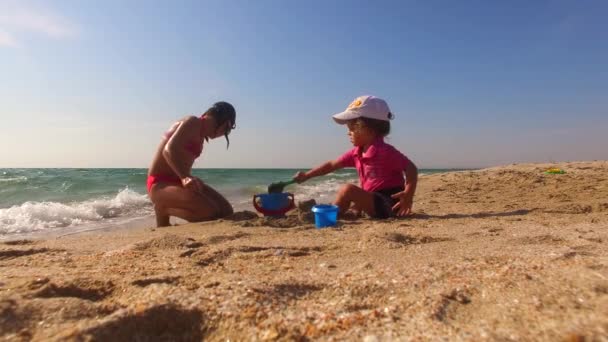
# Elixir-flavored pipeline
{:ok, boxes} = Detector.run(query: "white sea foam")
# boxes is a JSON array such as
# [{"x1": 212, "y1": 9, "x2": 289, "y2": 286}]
[
  {"x1": 0, "y1": 188, "x2": 151, "y2": 235},
  {"x1": 0, "y1": 176, "x2": 28, "y2": 183},
  {"x1": 294, "y1": 177, "x2": 358, "y2": 204}
]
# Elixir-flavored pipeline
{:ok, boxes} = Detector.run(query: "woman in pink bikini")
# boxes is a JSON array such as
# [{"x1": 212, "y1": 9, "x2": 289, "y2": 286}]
[{"x1": 147, "y1": 101, "x2": 236, "y2": 227}]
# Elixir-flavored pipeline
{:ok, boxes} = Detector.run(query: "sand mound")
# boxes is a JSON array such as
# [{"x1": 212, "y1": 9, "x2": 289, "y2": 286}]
[{"x1": 133, "y1": 234, "x2": 200, "y2": 251}]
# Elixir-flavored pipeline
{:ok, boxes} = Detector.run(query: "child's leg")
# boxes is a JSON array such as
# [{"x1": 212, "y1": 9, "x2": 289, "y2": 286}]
[{"x1": 334, "y1": 184, "x2": 376, "y2": 217}]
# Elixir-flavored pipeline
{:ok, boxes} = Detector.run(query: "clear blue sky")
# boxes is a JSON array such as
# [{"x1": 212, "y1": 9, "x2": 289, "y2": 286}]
[{"x1": 1, "y1": 0, "x2": 607, "y2": 168}]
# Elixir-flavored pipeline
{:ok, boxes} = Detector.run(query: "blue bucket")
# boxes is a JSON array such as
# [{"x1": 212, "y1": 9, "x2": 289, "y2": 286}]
[
  {"x1": 253, "y1": 193, "x2": 295, "y2": 217},
  {"x1": 311, "y1": 204, "x2": 338, "y2": 228}
]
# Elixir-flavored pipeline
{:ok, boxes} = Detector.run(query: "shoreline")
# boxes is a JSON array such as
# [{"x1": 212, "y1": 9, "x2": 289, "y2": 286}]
[
  {"x1": 0, "y1": 167, "x2": 458, "y2": 242},
  {"x1": 1, "y1": 161, "x2": 607, "y2": 340}
]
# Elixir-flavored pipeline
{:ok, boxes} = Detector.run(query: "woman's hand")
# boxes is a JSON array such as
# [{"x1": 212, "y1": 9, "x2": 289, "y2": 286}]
[
  {"x1": 391, "y1": 191, "x2": 414, "y2": 217},
  {"x1": 293, "y1": 171, "x2": 309, "y2": 183},
  {"x1": 182, "y1": 176, "x2": 205, "y2": 194}
]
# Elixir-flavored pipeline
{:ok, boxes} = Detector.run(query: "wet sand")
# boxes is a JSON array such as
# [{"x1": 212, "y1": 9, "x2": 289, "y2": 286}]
[{"x1": 1, "y1": 161, "x2": 607, "y2": 341}]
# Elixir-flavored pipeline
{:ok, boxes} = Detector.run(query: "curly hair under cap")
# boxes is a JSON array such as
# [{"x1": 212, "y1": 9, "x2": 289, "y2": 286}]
[
  {"x1": 355, "y1": 117, "x2": 391, "y2": 137},
  {"x1": 204, "y1": 101, "x2": 236, "y2": 148}
]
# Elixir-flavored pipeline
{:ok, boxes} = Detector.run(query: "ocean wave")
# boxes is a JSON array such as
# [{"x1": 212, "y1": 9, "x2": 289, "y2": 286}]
[
  {"x1": 0, "y1": 176, "x2": 28, "y2": 183},
  {"x1": 58, "y1": 182, "x2": 73, "y2": 192},
  {"x1": 0, "y1": 188, "x2": 151, "y2": 235},
  {"x1": 240, "y1": 185, "x2": 267, "y2": 195},
  {"x1": 329, "y1": 172, "x2": 357, "y2": 178},
  {"x1": 294, "y1": 178, "x2": 357, "y2": 204}
]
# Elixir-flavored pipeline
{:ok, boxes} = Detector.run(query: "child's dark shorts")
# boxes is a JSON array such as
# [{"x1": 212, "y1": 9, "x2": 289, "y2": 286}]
[{"x1": 372, "y1": 186, "x2": 405, "y2": 219}]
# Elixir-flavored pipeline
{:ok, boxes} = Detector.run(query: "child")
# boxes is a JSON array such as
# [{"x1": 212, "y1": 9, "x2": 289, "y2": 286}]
[
  {"x1": 294, "y1": 95, "x2": 418, "y2": 219},
  {"x1": 147, "y1": 101, "x2": 236, "y2": 227}
]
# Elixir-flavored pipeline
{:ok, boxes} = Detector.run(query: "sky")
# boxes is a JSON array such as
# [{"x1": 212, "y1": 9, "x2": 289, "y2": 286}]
[{"x1": 1, "y1": 0, "x2": 607, "y2": 169}]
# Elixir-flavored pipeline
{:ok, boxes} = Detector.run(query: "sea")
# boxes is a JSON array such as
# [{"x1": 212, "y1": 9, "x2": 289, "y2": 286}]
[{"x1": 0, "y1": 168, "x2": 454, "y2": 239}]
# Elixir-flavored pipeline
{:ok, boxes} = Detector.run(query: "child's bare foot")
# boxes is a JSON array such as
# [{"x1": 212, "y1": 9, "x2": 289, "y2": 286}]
[{"x1": 340, "y1": 209, "x2": 361, "y2": 221}]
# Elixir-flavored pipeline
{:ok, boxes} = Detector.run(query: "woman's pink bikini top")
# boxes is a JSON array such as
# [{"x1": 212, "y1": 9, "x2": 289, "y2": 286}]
[{"x1": 164, "y1": 116, "x2": 204, "y2": 158}]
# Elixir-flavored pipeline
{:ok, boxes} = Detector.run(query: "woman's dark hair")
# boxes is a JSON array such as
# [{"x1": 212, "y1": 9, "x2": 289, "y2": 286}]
[
  {"x1": 204, "y1": 101, "x2": 236, "y2": 148},
  {"x1": 357, "y1": 116, "x2": 391, "y2": 137}
]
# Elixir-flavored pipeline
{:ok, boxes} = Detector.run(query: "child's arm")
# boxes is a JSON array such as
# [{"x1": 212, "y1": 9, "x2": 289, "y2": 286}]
[
  {"x1": 294, "y1": 160, "x2": 343, "y2": 183},
  {"x1": 391, "y1": 161, "x2": 418, "y2": 216}
]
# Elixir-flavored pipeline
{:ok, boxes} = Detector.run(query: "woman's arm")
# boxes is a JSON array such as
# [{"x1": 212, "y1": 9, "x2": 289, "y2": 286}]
[{"x1": 162, "y1": 116, "x2": 199, "y2": 180}]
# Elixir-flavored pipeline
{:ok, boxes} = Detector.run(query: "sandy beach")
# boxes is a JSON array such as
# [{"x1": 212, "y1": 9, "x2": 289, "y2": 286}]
[{"x1": 1, "y1": 161, "x2": 607, "y2": 341}]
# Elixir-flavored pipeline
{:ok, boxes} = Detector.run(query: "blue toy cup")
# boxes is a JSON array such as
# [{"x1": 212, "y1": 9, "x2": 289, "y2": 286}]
[
  {"x1": 311, "y1": 204, "x2": 338, "y2": 228},
  {"x1": 253, "y1": 193, "x2": 295, "y2": 217}
]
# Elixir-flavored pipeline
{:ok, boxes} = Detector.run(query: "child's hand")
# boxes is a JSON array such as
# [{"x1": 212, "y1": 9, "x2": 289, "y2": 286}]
[
  {"x1": 391, "y1": 191, "x2": 414, "y2": 217},
  {"x1": 293, "y1": 171, "x2": 308, "y2": 183}
]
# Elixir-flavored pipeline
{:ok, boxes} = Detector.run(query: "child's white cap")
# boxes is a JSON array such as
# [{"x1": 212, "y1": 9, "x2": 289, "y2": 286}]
[{"x1": 332, "y1": 95, "x2": 393, "y2": 124}]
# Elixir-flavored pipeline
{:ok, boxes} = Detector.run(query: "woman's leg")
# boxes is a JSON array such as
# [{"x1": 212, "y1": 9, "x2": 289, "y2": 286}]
[
  {"x1": 199, "y1": 183, "x2": 234, "y2": 217},
  {"x1": 154, "y1": 204, "x2": 171, "y2": 227},
  {"x1": 334, "y1": 184, "x2": 376, "y2": 217},
  {"x1": 149, "y1": 183, "x2": 222, "y2": 227}
]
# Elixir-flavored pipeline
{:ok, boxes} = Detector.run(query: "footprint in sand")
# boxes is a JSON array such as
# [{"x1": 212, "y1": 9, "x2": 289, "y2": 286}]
[
  {"x1": 128, "y1": 234, "x2": 211, "y2": 259},
  {"x1": 63, "y1": 303, "x2": 205, "y2": 341},
  {"x1": 30, "y1": 278, "x2": 115, "y2": 302},
  {"x1": 195, "y1": 246, "x2": 272, "y2": 266},
  {"x1": 205, "y1": 232, "x2": 250, "y2": 245},
  {"x1": 554, "y1": 245, "x2": 598, "y2": 260},
  {"x1": 0, "y1": 248, "x2": 59, "y2": 261},
  {"x1": 133, "y1": 235, "x2": 201, "y2": 251},
  {"x1": 431, "y1": 288, "x2": 472, "y2": 322},
  {"x1": 0, "y1": 296, "x2": 116, "y2": 336},
  {"x1": 595, "y1": 203, "x2": 608, "y2": 212},
  {"x1": 511, "y1": 234, "x2": 564, "y2": 245},
  {"x1": 2, "y1": 239, "x2": 35, "y2": 246},
  {"x1": 177, "y1": 232, "x2": 250, "y2": 258},
  {"x1": 382, "y1": 232, "x2": 454, "y2": 248},
  {"x1": 131, "y1": 276, "x2": 180, "y2": 287},
  {"x1": 483, "y1": 227, "x2": 504, "y2": 236},
  {"x1": 246, "y1": 282, "x2": 324, "y2": 305},
  {"x1": 544, "y1": 204, "x2": 593, "y2": 214},
  {"x1": 555, "y1": 250, "x2": 596, "y2": 260},
  {"x1": 582, "y1": 237, "x2": 603, "y2": 244},
  {"x1": 195, "y1": 245, "x2": 324, "y2": 267}
]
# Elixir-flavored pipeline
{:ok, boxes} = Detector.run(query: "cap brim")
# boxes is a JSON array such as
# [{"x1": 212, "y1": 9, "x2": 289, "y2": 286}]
[{"x1": 332, "y1": 110, "x2": 361, "y2": 124}]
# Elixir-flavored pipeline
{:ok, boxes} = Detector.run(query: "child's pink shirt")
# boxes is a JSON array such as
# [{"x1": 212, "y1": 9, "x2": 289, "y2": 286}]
[{"x1": 337, "y1": 138, "x2": 411, "y2": 192}]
